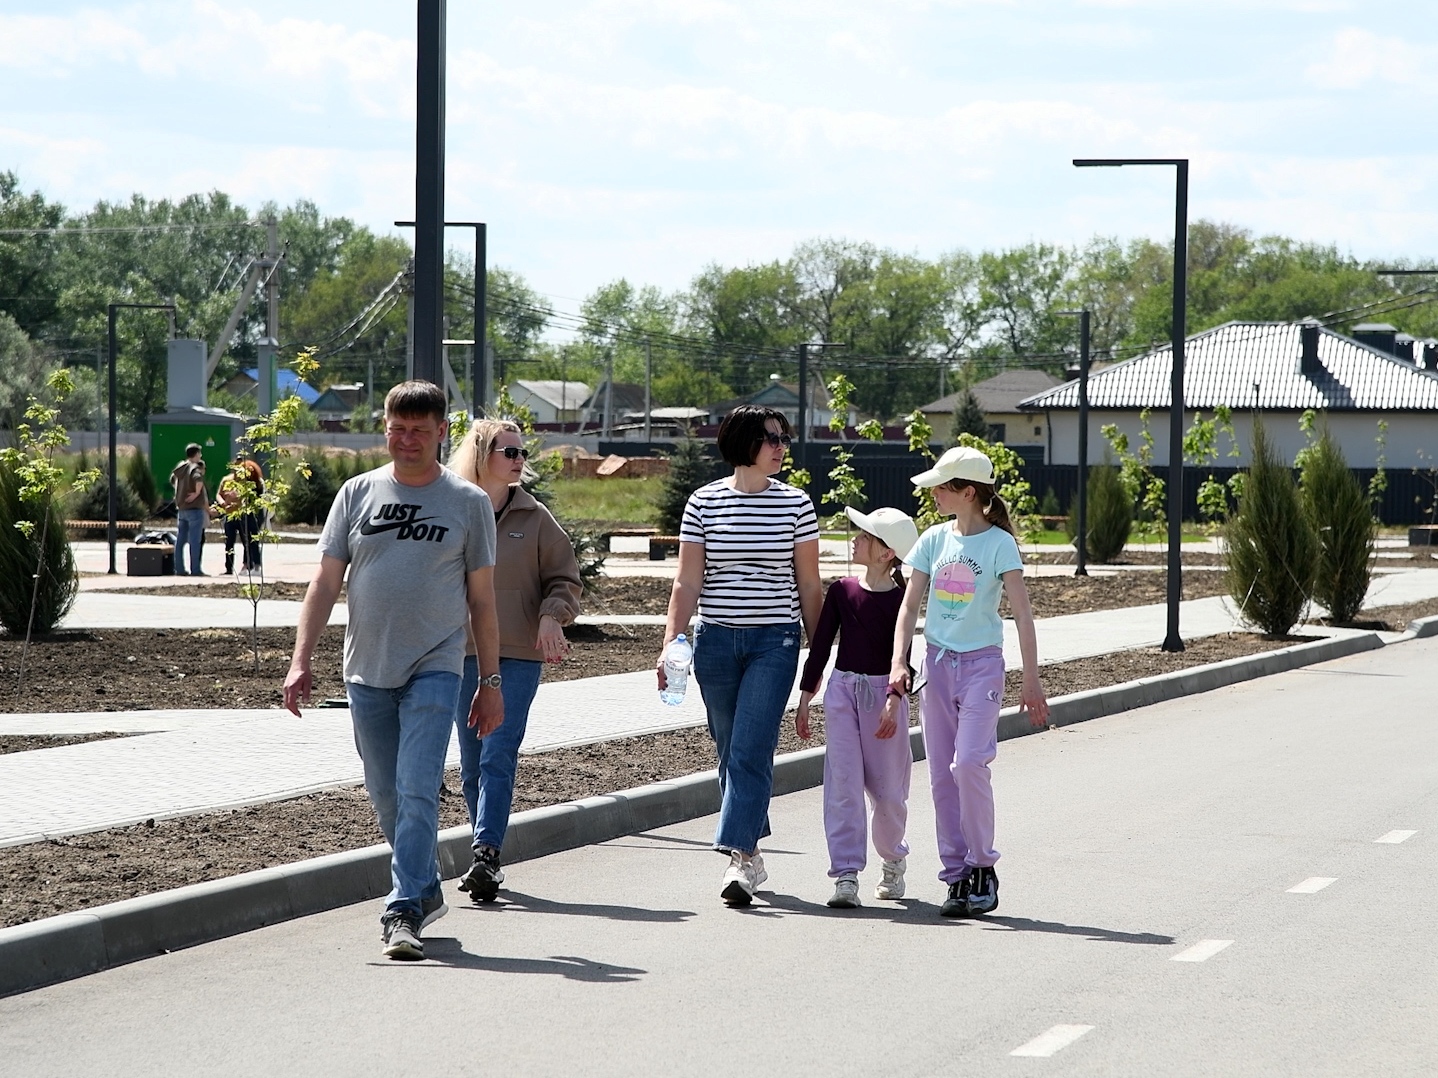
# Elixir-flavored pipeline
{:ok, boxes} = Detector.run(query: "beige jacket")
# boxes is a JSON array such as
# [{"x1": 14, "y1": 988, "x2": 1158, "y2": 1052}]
[{"x1": 478, "y1": 484, "x2": 583, "y2": 662}]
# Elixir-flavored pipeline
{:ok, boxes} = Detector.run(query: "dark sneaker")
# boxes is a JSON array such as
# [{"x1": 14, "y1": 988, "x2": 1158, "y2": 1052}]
[
  {"x1": 457, "y1": 846, "x2": 504, "y2": 903},
  {"x1": 967, "y1": 866, "x2": 999, "y2": 916},
  {"x1": 420, "y1": 888, "x2": 448, "y2": 930},
  {"x1": 380, "y1": 910, "x2": 424, "y2": 960},
  {"x1": 939, "y1": 875, "x2": 972, "y2": 918}
]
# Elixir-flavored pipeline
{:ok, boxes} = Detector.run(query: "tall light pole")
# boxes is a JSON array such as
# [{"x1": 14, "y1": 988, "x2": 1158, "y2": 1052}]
[
  {"x1": 397, "y1": 219, "x2": 486, "y2": 413},
  {"x1": 1074, "y1": 157, "x2": 1188, "y2": 651},
  {"x1": 1058, "y1": 308, "x2": 1091, "y2": 577},
  {"x1": 412, "y1": 0, "x2": 446, "y2": 387},
  {"x1": 107, "y1": 302, "x2": 175, "y2": 574}
]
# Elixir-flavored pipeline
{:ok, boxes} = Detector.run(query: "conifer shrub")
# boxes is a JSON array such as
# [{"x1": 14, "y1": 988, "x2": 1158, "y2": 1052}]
[
  {"x1": 1225, "y1": 418, "x2": 1317, "y2": 636},
  {"x1": 657, "y1": 433, "x2": 717, "y2": 535},
  {"x1": 950, "y1": 387, "x2": 989, "y2": 441},
  {"x1": 0, "y1": 459, "x2": 78, "y2": 635},
  {"x1": 124, "y1": 447, "x2": 158, "y2": 513},
  {"x1": 275, "y1": 455, "x2": 340, "y2": 525},
  {"x1": 1299, "y1": 426, "x2": 1373, "y2": 624},
  {"x1": 1076, "y1": 462, "x2": 1132, "y2": 563},
  {"x1": 65, "y1": 469, "x2": 148, "y2": 522}
]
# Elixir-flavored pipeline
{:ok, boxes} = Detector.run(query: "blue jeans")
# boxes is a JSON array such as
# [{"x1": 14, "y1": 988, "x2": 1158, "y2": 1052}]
[
  {"x1": 454, "y1": 655, "x2": 543, "y2": 852},
  {"x1": 174, "y1": 508, "x2": 206, "y2": 574},
  {"x1": 692, "y1": 621, "x2": 801, "y2": 854},
  {"x1": 347, "y1": 670, "x2": 461, "y2": 918}
]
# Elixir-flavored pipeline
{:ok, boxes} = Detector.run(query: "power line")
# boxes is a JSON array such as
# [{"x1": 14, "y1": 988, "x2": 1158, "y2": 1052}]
[{"x1": 0, "y1": 222, "x2": 261, "y2": 237}]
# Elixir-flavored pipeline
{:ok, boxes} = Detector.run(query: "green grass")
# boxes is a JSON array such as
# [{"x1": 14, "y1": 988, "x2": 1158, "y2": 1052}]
[
  {"x1": 548, "y1": 477, "x2": 661, "y2": 526},
  {"x1": 1029, "y1": 527, "x2": 1209, "y2": 546}
]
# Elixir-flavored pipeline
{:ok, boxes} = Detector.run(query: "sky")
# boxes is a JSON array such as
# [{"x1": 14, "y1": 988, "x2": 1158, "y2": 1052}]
[{"x1": 2, "y1": 0, "x2": 1436, "y2": 308}]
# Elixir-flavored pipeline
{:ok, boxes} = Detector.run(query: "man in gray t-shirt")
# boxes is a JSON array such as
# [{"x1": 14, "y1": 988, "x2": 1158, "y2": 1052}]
[{"x1": 284, "y1": 380, "x2": 503, "y2": 961}]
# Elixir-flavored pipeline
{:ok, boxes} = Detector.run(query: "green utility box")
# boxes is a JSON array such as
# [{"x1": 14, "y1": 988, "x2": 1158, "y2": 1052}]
[{"x1": 149, "y1": 407, "x2": 249, "y2": 504}]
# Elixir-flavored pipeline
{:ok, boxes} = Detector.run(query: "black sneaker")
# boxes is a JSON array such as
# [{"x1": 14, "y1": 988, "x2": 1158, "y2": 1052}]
[
  {"x1": 420, "y1": 887, "x2": 448, "y2": 930},
  {"x1": 457, "y1": 846, "x2": 504, "y2": 903},
  {"x1": 380, "y1": 910, "x2": 424, "y2": 960},
  {"x1": 967, "y1": 866, "x2": 999, "y2": 915},
  {"x1": 939, "y1": 874, "x2": 972, "y2": 918}
]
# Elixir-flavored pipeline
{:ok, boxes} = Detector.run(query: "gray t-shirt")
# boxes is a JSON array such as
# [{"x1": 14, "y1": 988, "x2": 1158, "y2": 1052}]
[{"x1": 319, "y1": 465, "x2": 496, "y2": 687}]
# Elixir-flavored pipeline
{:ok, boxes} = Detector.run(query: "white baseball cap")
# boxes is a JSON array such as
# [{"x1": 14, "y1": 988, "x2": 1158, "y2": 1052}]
[
  {"x1": 843, "y1": 506, "x2": 919, "y2": 560},
  {"x1": 910, "y1": 445, "x2": 995, "y2": 488}
]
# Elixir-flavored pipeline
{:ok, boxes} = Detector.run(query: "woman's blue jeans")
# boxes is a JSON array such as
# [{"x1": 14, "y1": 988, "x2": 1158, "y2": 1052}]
[
  {"x1": 692, "y1": 620, "x2": 801, "y2": 854},
  {"x1": 454, "y1": 655, "x2": 543, "y2": 853},
  {"x1": 347, "y1": 670, "x2": 461, "y2": 918}
]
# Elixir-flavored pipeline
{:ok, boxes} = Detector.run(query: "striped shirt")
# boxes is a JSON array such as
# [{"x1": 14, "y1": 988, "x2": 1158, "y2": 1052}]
[{"x1": 680, "y1": 478, "x2": 820, "y2": 627}]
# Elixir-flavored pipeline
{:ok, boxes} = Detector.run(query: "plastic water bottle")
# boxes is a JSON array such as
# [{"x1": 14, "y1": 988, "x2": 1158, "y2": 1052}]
[{"x1": 659, "y1": 634, "x2": 693, "y2": 706}]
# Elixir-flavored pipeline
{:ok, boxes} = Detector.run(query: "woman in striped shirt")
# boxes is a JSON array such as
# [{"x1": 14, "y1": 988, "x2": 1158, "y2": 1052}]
[{"x1": 657, "y1": 405, "x2": 823, "y2": 906}]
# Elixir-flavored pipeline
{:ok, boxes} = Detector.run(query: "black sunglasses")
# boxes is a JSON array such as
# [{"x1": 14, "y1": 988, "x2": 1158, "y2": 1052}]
[
  {"x1": 757, "y1": 432, "x2": 792, "y2": 448},
  {"x1": 498, "y1": 446, "x2": 530, "y2": 460}
]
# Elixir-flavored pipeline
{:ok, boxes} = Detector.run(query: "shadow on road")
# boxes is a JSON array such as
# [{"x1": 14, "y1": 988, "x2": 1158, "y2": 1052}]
[
  {"x1": 977, "y1": 915, "x2": 1175, "y2": 945},
  {"x1": 461, "y1": 890, "x2": 696, "y2": 923},
  {"x1": 378, "y1": 940, "x2": 646, "y2": 982}
]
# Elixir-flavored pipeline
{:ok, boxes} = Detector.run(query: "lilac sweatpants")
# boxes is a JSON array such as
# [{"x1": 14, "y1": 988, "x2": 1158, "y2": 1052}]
[
  {"x1": 822, "y1": 671, "x2": 912, "y2": 878},
  {"x1": 919, "y1": 643, "x2": 1005, "y2": 884}
]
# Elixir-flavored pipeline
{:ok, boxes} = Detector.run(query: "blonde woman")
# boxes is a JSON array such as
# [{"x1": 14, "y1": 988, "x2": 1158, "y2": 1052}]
[{"x1": 448, "y1": 418, "x2": 582, "y2": 901}]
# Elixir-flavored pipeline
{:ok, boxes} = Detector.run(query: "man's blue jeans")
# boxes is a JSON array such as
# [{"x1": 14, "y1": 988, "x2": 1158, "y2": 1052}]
[
  {"x1": 692, "y1": 621, "x2": 801, "y2": 854},
  {"x1": 454, "y1": 655, "x2": 543, "y2": 852},
  {"x1": 174, "y1": 508, "x2": 206, "y2": 575},
  {"x1": 347, "y1": 670, "x2": 461, "y2": 917}
]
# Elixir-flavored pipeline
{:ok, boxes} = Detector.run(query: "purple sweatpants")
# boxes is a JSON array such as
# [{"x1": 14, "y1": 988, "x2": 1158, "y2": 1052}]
[
  {"x1": 919, "y1": 643, "x2": 1005, "y2": 884},
  {"x1": 822, "y1": 671, "x2": 912, "y2": 878}
]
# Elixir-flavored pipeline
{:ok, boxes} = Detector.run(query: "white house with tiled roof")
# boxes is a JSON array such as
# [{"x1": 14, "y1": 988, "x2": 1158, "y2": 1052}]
[{"x1": 1019, "y1": 321, "x2": 1438, "y2": 468}]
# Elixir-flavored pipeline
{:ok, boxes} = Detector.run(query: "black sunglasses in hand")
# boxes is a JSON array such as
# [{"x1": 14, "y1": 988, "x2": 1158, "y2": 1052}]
[
  {"x1": 498, "y1": 446, "x2": 530, "y2": 460},
  {"x1": 757, "y1": 432, "x2": 792, "y2": 448}
]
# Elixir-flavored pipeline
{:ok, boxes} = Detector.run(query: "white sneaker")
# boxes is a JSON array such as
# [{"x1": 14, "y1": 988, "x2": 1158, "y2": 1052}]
[
  {"x1": 720, "y1": 851, "x2": 757, "y2": 906},
  {"x1": 876, "y1": 858, "x2": 907, "y2": 900},
  {"x1": 751, "y1": 851, "x2": 768, "y2": 891},
  {"x1": 827, "y1": 874, "x2": 861, "y2": 909}
]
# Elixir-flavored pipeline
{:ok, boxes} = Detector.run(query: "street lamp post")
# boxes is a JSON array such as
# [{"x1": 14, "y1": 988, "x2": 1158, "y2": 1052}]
[
  {"x1": 396, "y1": 219, "x2": 486, "y2": 413},
  {"x1": 413, "y1": 0, "x2": 447, "y2": 388},
  {"x1": 107, "y1": 302, "x2": 175, "y2": 574},
  {"x1": 1073, "y1": 157, "x2": 1188, "y2": 651},
  {"x1": 1058, "y1": 309, "x2": 1091, "y2": 577}
]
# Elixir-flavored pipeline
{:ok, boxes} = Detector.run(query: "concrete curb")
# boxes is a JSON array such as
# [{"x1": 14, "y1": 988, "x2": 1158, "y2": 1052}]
[
  {"x1": 0, "y1": 628, "x2": 1388, "y2": 998},
  {"x1": 1407, "y1": 614, "x2": 1438, "y2": 639}
]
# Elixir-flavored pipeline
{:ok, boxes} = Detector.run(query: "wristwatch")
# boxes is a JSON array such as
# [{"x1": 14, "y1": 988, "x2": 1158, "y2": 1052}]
[{"x1": 478, "y1": 672, "x2": 503, "y2": 690}]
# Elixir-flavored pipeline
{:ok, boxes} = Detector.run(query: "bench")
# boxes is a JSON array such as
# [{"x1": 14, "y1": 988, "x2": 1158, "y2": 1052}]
[
  {"x1": 600, "y1": 527, "x2": 659, "y2": 552},
  {"x1": 648, "y1": 535, "x2": 682, "y2": 561},
  {"x1": 65, "y1": 519, "x2": 145, "y2": 540}
]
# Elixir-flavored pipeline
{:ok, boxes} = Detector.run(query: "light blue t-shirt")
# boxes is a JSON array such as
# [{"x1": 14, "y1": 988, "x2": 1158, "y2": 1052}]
[{"x1": 904, "y1": 522, "x2": 1023, "y2": 653}]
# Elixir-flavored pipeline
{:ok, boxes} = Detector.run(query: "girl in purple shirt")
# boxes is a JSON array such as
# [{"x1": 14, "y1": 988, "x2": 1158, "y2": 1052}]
[{"x1": 797, "y1": 506, "x2": 919, "y2": 909}]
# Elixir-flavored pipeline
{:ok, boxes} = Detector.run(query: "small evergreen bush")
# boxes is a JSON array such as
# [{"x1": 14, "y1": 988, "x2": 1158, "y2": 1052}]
[
  {"x1": 950, "y1": 387, "x2": 989, "y2": 442},
  {"x1": 0, "y1": 458, "x2": 78, "y2": 635},
  {"x1": 1077, "y1": 462, "x2": 1132, "y2": 563},
  {"x1": 1299, "y1": 426, "x2": 1373, "y2": 624},
  {"x1": 276, "y1": 455, "x2": 340, "y2": 525},
  {"x1": 657, "y1": 433, "x2": 717, "y2": 535},
  {"x1": 1225, "y1": 417, "x2": 1318, "y2": 636},
  {"x1": 1039, "y1": 486, "x2": 1061, "y2": 517},
  {"x1": 124, "y1": 447, "x2": 158, "y2": 513},
  {"x1": 65, "y1": 469, "x2": 148, "y2": 522}
]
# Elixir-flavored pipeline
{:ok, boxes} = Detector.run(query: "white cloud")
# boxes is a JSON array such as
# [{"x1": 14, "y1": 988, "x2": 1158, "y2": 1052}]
[{"x1": 1306, "y1": 27, "x2": 1437, "y2": 91}]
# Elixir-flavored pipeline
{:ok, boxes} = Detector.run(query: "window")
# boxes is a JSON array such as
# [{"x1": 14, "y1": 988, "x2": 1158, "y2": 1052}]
[
  {"x1": 988, "y1": 423, "x2": 1006, "y2": 442},
  {"x1": 1034, "y1": 425, "x2": 1042, "y2": 436}
]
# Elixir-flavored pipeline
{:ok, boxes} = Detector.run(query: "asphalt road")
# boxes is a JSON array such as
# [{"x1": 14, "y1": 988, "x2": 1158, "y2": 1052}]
[{"x1": 3, "y1": 638, "x2": 1434, "y2": 1077}]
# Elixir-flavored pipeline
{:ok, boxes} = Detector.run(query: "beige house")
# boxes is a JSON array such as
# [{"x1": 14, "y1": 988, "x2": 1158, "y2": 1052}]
[{"x1": 918, "y1": 370, "x2": 1061, "y2": 459}]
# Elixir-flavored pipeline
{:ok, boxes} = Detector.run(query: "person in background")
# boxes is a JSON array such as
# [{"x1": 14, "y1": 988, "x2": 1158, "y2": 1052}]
[
  {"x1": 447, "y1": 417, "x2": 582, "y2": 902},
  {"x1": 169, "y1": 443, "x2": 207, "y2": 576},
  {"x1": 657, "y1": 404, "x2": 822, "y2": 907},
  {"x1": 796, "y1": 505, "x2": 919, "y2": 909},
  {"x1": 890, "y1": 446, "x2": 1049, "y2": 919},
  {"x1": 216, "y1": 458, "x2": 265, "y2": 575}
]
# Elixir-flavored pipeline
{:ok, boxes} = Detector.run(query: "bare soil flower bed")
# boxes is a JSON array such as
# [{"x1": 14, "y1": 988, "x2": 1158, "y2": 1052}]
[{"x1": 1, "y1": 629, "x2": 1307, "y2": 928}]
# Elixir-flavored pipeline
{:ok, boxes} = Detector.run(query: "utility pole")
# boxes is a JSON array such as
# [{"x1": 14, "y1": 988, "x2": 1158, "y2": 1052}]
[
  {"x1": 107, "y1": 302, "x2": 174, "y2": 573},
  {"x1": 797, "y1": 341, "x2": 846, "y2": 473},
  {"x1": 405, "y1": 259, "x2": 415, "y2": 381},
  {"x1": 644, "y1": 335, "x2": 652, "y2": 443},
  {"x1": 412, "y1": 0, "x2": 446, "y2": 387},
  {"x1": 1060, "y1": 309, "x2": 1092, "y2": 577},
  {"x1": 602, "y1": 347, "x2": 614, "y2": 440},
  {"x1": 366, "y1": 356, "x2": 375, "y2": 429}
]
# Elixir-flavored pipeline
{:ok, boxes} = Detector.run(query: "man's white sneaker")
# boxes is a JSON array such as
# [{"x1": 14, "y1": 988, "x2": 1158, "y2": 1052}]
[
  {"x1": 751, "y1": 851, "x2": 768, "y2": 891},
  {"x1": 720, "y1": 851, "x2": 757, "y2": 906},
  {"x1": 827, "y1": 874, "x2": 861, "y2": 909},
  {"x1": 875, "y1": 857, "x2": 907, "y2": 900}
]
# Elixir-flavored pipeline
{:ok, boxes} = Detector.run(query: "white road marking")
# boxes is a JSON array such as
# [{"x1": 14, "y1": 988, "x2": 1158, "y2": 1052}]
[
  {"x1": 1375, "y1": 830, "x2": 1417, "y2": 844},
  {"x1": 1010, "y1": 1025, "x2": 1094, "y2": 1058},
  {"x1": 1287, "y1": 877, "x2": 1337, "y2": 894},
  {"x1": 1172, "y1": 939, "x2": 1234, "y2": 963}
]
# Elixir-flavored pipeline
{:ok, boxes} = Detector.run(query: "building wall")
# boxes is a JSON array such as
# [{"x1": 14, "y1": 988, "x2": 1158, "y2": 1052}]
[
  {"x1": 1043, "y1": 409, "x2": 1437, "y2": 470},
  {"x1": 919, "y1": 408, "x2": 1045, "y2": 446}
]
